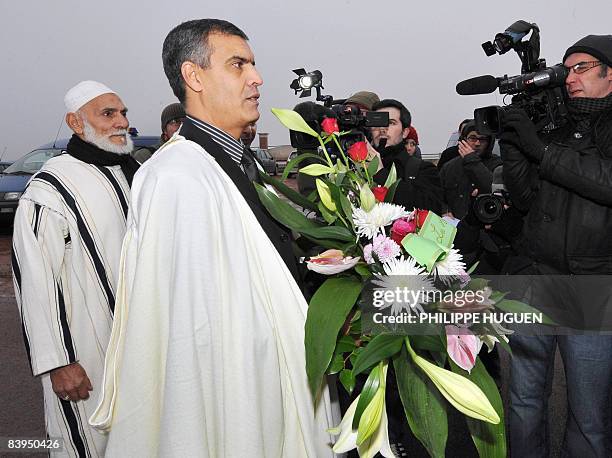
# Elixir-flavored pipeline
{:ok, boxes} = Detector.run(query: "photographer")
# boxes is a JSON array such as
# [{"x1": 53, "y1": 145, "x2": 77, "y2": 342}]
[
  {"x1": 500, "y1": 35, "x2": 612, "y2": 457},
  {"x1": 370, "y1": 99, "x2": 444, "y2": 213},
  {"x1": 440, "y1": 121, "x2": 502, "y2": 219}
]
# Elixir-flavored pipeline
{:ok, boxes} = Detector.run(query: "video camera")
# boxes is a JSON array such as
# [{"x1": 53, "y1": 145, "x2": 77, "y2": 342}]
[
  {"x1": 289, "y1": 68, "x2": 388, "y2": 152},
  {"x1": 456, "y1": 20, "x2": 569, "y2": 135}
]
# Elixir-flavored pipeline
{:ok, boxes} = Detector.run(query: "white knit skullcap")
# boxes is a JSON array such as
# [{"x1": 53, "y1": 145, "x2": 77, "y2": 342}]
[{"x1": 64, "y1": 80, "x2": 116, "y2": 112}]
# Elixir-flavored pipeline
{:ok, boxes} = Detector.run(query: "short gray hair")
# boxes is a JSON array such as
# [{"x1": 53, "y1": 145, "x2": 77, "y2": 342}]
[{"x1": 162, "y1": 19, "x2": 248, "y2": 103}]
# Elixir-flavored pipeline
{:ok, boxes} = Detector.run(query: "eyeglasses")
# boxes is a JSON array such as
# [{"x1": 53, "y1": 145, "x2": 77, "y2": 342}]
[
  {"x1": 167, "y1": 117, "x2": 186, "y2": 126},
  {"x1": 466, "y1": 135, "x2": 489, "y2": 144},
  {"x1": 565, "y1": 61, "x2": 602, "y2": 75}
]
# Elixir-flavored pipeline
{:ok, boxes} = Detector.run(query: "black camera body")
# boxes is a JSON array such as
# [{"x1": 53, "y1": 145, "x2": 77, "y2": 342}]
[
  {"x1": 288, "y1": 69, "x2": 388, "y2": 152},
  {"x1": 458, "y1": 20, "x2": 569, "y2": 135},
  {"x1": 473, "y1": 190, "x2": 511, "y2": 224}
]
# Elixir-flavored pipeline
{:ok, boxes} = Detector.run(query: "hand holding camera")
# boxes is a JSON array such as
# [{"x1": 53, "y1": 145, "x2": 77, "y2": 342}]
[{"x1": 499, "y1": 107, "x2": 546, "y2": 163}]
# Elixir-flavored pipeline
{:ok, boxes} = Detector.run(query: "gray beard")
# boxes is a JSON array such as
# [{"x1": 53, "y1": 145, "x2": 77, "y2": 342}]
[{"x1": 82, "y1": 120, "x2": 134, "y2": 154}]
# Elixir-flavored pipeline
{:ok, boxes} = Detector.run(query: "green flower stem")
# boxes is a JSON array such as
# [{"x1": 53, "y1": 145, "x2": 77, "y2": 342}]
[
  {"x1": 331, "y1": 135, "x2": 350, "y2": 168},
  {"x1": 361, "y1": 161, "x2": 372, "y2": 187},
  {"x1": 317, "y1": 136, "x2": 334, "y2": 167}
]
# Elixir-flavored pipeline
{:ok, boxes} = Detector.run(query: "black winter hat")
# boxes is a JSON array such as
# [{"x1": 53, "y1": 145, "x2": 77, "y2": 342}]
[
  {"x1": 563, "y1": 35, "x2": 612, "y2": 67},
  {"x1": 160, "y1": 102, "x2": 186, "y2": 130}
]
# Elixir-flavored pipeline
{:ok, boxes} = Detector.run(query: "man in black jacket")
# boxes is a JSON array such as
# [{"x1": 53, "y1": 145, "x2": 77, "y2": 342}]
[
  {"x1": 440, "y1": 121, "x2": 502, "y2": 219},
  {"x1": 501, "y1": 35, "x2": 612, "y2": 458},
  {"x1": 369, "y1": 99, "x2": 444, "y2": 213}
]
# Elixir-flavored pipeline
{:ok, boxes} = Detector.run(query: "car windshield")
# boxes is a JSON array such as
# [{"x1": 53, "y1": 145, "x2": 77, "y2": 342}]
[{"x1": 4, "y1": 148, "x2": 62, "y2": 174}]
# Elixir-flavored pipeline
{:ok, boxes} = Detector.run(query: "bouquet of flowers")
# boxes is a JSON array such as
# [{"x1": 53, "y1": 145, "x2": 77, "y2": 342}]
[{"x1": 254, "y1": 108, "x2": 545, "y2": 458}]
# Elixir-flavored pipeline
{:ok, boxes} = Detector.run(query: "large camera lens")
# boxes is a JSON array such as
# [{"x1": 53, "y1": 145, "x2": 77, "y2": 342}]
[{"x1": 473, "y1": 194, "x2": 504, "y2": 224}]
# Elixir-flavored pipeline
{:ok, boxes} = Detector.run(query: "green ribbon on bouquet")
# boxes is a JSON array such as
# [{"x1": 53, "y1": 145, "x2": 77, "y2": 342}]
[{"x1": 401, "y1": 212, "x2": 457, "y2": 272}]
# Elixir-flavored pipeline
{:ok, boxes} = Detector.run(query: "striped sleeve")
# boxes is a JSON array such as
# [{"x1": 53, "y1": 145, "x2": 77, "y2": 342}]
[{"x1": 12, "y1": 198, "x2": 76, "y2": 376}]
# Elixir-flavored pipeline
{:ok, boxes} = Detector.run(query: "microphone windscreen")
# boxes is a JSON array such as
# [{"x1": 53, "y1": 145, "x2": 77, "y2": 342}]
[{"x1": 456, "y1": 75, "x2": 499, "y2": 95}]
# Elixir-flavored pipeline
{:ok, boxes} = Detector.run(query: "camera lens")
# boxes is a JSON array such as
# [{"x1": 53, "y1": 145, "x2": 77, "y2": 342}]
[{"x1": 484, "y1": 201, "x2": 497, "y2": 214}]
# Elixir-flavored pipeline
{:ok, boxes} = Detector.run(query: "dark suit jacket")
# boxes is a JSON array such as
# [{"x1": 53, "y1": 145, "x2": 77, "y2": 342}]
[{"x1": 180, "y1": 119, "x2": 300, "y2": 281}]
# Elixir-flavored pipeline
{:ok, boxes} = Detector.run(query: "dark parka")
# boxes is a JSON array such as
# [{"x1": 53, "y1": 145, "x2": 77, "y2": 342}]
[
  {"x1": 439, "y1": 124, "x2": 502, "y2": 219},
  {"x1": 503, "y1": 108, "x2": 612, "y2": 274}
]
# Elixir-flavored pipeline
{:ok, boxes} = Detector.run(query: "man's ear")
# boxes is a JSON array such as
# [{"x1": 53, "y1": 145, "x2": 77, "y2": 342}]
[
  {"x1": 66, "y1": 112, "x2": 84, "y2": 135},
  {"x1": 181, "y1": 61, "x2": 204, "y2": 94},
  {"x1": 401, "y1": 127, "x2": 410, "y2": 140}
]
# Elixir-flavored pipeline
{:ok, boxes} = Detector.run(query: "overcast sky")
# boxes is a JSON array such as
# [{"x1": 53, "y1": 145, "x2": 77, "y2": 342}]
[{"x1": 1, "y1": 0, "x2": 610, "y2": 161}]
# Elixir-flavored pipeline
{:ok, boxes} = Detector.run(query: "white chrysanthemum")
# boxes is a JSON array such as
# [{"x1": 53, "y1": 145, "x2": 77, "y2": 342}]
[
  {"x1": 352, "y1": 203, "x2": 411, "y2": 239},
  {"x1": 372, "y1": 257, "x2": 437, "y2": 315},
  {"x1": 433, "y1": 248, "x2": 467, "y2": 285}
]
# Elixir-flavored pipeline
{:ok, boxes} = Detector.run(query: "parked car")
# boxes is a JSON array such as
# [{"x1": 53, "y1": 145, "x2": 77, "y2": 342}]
[
  {"x1": 286, "y1": 150, "x2": 299, "y2": 177},
  {"x1": 253, "y1": 148, "x2": 277, "y2": 175},
  {"x1": 0, "y1": 135, "x2": 158, "y2": 224}
]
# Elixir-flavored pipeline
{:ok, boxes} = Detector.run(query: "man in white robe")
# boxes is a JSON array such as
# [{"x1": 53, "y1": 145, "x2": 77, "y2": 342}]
[
  {"x1": 12, "y1": 81, "x2": 139, "y2": 457},
  {"x1": 89, "y1": 18, "x2": 337, "y2": 457}
]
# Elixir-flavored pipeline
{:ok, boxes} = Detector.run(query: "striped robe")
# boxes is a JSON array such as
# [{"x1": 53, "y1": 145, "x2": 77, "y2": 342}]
[{"x1": 12, "y1": 154, "x2": 130, "y2": 457}]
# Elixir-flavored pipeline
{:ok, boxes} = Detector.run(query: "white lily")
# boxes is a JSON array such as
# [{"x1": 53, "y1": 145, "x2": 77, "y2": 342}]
[
  {"x1": 306, "y1": 249, "x2": 360, "y2": 275},
  {"x1": 406, "y1": 338, "x2": 500, "y2": 424},
  {"x1": 330, "y1": 364, "x2": 394, "y2": 458}
]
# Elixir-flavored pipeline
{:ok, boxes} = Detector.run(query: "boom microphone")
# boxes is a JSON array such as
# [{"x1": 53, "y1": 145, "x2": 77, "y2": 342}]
[{"x1": 456, "y1": 75, "x2": 499, "y2": 95}]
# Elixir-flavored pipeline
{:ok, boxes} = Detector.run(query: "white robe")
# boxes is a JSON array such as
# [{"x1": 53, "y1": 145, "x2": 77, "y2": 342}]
[
  {"x1": 12, "y1": 155, "x2": 131, "y2": 457},
  {"x1": 90, "y1": 136, "x2": 338, "y2": 457}
]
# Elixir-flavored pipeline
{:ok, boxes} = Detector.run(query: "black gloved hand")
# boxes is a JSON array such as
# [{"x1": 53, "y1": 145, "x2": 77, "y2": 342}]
[{"x1": 499, "y1": 108, "x2": 545, "y2": 163}]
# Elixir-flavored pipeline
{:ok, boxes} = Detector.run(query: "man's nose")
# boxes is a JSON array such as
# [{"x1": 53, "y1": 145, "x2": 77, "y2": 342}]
[
  {"x1": 250, "y1": 67, "x2": 263, "y2": 87},
  {"x1": 115, "y1": 114, "x2": 129, "y2": 129}
]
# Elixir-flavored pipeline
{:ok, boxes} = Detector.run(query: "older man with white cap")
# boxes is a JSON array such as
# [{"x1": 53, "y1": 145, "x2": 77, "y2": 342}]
[{"x1": 12, "y1": 80, "x2": 139, "y2": 457}]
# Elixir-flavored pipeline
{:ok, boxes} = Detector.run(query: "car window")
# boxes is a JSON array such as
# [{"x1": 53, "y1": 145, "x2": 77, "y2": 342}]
[
  {"x1": 255, "y1": 149, "x2": 272, "y2": 161},
  {"x1": 4, "y1": 149, "x2": 62, "y2": 174}
]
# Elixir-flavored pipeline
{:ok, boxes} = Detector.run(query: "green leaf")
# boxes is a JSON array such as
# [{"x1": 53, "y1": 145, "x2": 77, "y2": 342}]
[
  {"x1": 316, "y1": 179, "x2": 337, "y2": 211},
  {"x1": 305, "y1": 276, "x2": 363, "y2": 398},
  {"x1": 394, "y1": 346, "x2": 448, "y2": 457},
  {"x1": 410, "y1": 335, "x2": 446, "y2": 353},
  {"x1": 335, "y1": 335, "x2": 358, "y2": 354},
  {"x1": 352, "y1": 334, "x2": 404, "y2": 377},
  {"x1": 328, "y1": 353, "x2": 345, "y2": 375},
  {"x1": 465, "y1": 277, "x2": 489, "y2": 291},
  {"x1": 299, "y1": 225, "x2": 355, "y2": 242},
  {"x1": 489, "y1": 290, "x2": 508, "y2": 303},
  {"x1": 352, "y1": 364, "x2": 381, "y2": 429},
  {"x1": 281, "y1": 152, "x2": 323, "y2": 180},
  {"x1": 383, "y1": 178, "x2": 401, "y2": 203},
  {"x1": 271, "y1": 107, "x2": 319, "y2": 137},
  {"x1": 339, "y1": 369, "x2": 356, "y2": 395},
  {"x1": 495, "y1": 299, "x2": 556, "y2": 325},
  {"x1": 254, "y1": 183, "x2": 320, "y2": 231},
  {"x1": 339, "y1": 193, "x2": 353, "y2": 223},
  {"x1": 301, "y1": 163, "x2": 335, "y2": 177},
  {"x1": 449, "y1": 358, "x2": 507, "y2": 458},
  {"x1": 367, "y1": 156, "x2": 380, "y2": 178},
  {"x1": 383, "y1": 163, "x2": 398, "y2": 189},
  {"x1": 354, "y1": 264, "x2": 372, "y2": 279},
  {"x1": 300, "y1": 233, "x2": 346, "y2": 250},
  {"x1": 259, "y1": 172, "x2": 317, "y2": 211},
  {"x1": 467, "y1": 261, "x2": 480, "y2": 275}
]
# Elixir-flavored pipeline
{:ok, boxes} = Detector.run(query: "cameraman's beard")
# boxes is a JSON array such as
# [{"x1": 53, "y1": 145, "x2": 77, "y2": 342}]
[{"x1": 82, "y1": 120, "x2": 134, "y2": 154}]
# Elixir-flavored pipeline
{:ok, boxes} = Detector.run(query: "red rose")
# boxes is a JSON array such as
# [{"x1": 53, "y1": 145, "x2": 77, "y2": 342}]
[
  {"x1": 415, "y1": 209, "x2": 429, "y2": 228},
  {"x1": 371, "y1": 186, "x2": 388, "y2": 202},
  {"x1": 321, "y1": 117, "x2": 339, "y2": 135},
  {"x1": 348, "y1": 141, "x2": 368, "y2": 162},
  {"x1": 390, "y1": 218, "x2": 417, "y2": 244}
]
